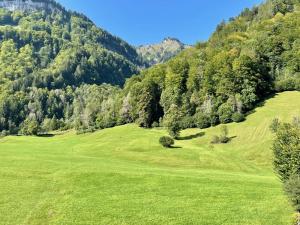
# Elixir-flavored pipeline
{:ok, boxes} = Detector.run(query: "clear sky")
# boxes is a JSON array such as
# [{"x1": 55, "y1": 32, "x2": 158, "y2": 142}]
[{"x1": 57, "y1": 0, "x2": 264, "y2": 46}]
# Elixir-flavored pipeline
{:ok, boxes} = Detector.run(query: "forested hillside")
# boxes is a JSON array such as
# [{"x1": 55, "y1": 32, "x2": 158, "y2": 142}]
[
  {"x1": 0, "y1": 0, "x2": 142, "y2": 135},
  {"x1": 119, "y1": 0, "x2": 300, "y2": 131},
  {"x1": 0, "y1": 0, "x2": 300, "y2": 136}
]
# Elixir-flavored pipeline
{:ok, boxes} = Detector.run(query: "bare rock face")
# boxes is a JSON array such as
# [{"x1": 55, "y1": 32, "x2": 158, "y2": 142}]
[
  {"x1": 0, "y1": 0, "x2": 54, "y2": 11},
  {"x1": 137, "y1": 37, "x2": 190, "y2": 66}
]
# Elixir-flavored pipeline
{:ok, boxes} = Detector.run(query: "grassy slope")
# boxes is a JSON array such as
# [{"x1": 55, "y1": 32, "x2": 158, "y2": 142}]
[{"x1": 1, "y1": 91, "x2": 300, "y2": 225}]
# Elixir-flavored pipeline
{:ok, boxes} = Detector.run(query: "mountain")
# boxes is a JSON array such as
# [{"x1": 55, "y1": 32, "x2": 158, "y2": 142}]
[
  {"x1": 119, "y1": 0, "x2": 300, "y2": 129},
  {"x1": 0, "y1": 0, "x2": 142, "y2": 89},
  {"x1": 137, "y1": 37, "x2": 190, "y2": 66},
  {"x1": 1, "y1": 0, "x2": 300, "y2": 136}
]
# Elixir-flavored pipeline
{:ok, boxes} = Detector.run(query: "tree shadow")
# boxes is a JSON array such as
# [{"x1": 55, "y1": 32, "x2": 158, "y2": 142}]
[
  {"x1": 178, "y1": 132, "x2": 205, "y2": 140},
  {"x1": 228, "y1": 136, "x2": 237, "y2": 142},
  {"x1": 169, "y1": 146, "x2": 182, "y2": 149},
  {"x1": 37, "y1": 134, "x2": 55, "y2": 138}
]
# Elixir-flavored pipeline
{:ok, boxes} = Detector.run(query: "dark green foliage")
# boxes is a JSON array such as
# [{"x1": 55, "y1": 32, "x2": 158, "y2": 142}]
[
  {"x1": 218, "y1": 103, "x2": 234, "y2": 124},
  {"x1": 167, "y1": 123, "x2": 181, "y2": 139},
  {"x1": 272, "y1": 121, "x2": 300, "y2": 182},
  {"x1": 159, "y1": 136, "x2": 174, "y2": 148},
  {"x1": 270, "y1": 118, "x2": 281, "y2": 133},
  {"x1": 196, "y1": 113, "x2": 211, "y2": 129},
  {"x1": 163, "y1": 104, "x2": 183, "y2": 139},
  {"x1": 284, "y1": 175, "x2": 300, "y2": 212},
  {"x1": 20, "y1": 118, "x2": 40, "y2": 136},
  {"x1": 272, "y1": 118, "x2": 300, "y2": 213},
  {"x1": 232, "y1": 112, "x2": 245, "y2": 123}
]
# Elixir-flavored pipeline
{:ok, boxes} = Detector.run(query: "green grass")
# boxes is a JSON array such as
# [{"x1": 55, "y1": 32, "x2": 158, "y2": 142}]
[{"x1": 1, "y1": 91, "x2": 300, "y2": 225}]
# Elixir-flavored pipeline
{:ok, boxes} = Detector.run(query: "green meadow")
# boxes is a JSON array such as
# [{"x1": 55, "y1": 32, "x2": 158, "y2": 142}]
[{"x1": 1, "y1": 91, "x2": 300, "y2": 225}]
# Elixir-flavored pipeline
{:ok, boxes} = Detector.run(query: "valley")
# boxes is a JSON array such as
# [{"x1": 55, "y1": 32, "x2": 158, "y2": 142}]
[{"x1": 1, "y1": 92, "x2": 299, "y2": 225}]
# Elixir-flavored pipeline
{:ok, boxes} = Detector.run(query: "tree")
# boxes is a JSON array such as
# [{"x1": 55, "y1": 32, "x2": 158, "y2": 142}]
[
  {"x1": 272, "y1": 122, "x2": 300, "y2": 182},
  {"x1": 196, "y1": 113, "x2": 211, "y2": 129},
  {"x1": 163, "y1": 104, "x2": 182, "y2": 139},
  {"x1": 20, "y1": 118, "x2": 40, "y2": 136},
  {"x1": 159, "y1": 136, "x2": 175, "y2": 148}
]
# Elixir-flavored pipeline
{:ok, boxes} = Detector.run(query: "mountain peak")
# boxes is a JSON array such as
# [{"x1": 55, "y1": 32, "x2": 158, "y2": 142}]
[
  {"x1": 163, "y1": 37, "x2": 182, "y2": 43},
  {"x1": 137, "y1": 38, "x2": 189, "y2": 66}
]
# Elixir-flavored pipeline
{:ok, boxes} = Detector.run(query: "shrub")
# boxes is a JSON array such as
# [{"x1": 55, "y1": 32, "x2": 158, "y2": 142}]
[
  {"x1": 159, "y1": 136, "x2": 175, "y2": 148},
  {"x1": 218, "y1": 103, "x2": 234, "y2": 124},
  {"x1": 270, "y1": 118, "x2": 280, "y2": 133},
  {"x1": 232, "y1": 112, "x2": 245, "y2": 123},
  {"x1": 273, "y1": 122, "x2": 300, "y2": 181},
  {"x1": 20, "y1": 118, "x2": 41, "y2": 136},
  {"x1": 284, "y1": 175, "x2": 300, "y2": 212},
  {"x1": 196, "y1": 113, "x2": 211, "y2": 129}
]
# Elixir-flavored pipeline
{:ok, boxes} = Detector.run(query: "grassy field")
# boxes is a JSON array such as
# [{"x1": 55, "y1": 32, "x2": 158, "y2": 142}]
[{"x1": 1, "y1": 91, "x2": 300, "y2": 225}]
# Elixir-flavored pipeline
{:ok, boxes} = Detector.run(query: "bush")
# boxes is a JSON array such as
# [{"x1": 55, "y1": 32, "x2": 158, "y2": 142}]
[
  {"x1": 159, "y1": 136, "x2": 175, "y2": 148},
  {"x1": 196, "y1": 113, "x2": 211, "y2": 129},
  {"x1": 284, "y1": 175, "x2": 300, "y2": 212},
  {"x1": 20, "y1": 118, "x2": 41, "y2": 136},
  {"x1": 232, "y1": 112, "x2": 245, "y2": 123},
  {"x1": 270, "y1": 118, "x2": 280, "y2": 133},
  {"x1": 218, "y1": 103, "x2": 234, "y2": 124}
]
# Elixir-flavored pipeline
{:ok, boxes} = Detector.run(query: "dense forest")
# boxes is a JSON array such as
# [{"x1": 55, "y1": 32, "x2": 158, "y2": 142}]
[{"x1": 0, "y1": 0, "x2": 300, "y2": 136}]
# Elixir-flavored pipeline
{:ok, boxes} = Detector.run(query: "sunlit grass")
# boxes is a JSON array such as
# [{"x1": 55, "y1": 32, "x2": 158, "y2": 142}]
[{"x1": 0, "y1": 91, "x2": 299, "y2": 225}]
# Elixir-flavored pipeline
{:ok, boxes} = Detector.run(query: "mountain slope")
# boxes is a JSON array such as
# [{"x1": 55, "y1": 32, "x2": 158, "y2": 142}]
[
  {"x1": 120, "y1": 0, "x2": 300, "y2": 129},
  {"x1": 0, "y1": 0, "x2": 141, "y2": 89},
  {"x1": 1, "y1": 91, "x2": 299, "y2": 224},
  {"x1": 137, "y1": 37, "x2": 189, "y2": 66}
]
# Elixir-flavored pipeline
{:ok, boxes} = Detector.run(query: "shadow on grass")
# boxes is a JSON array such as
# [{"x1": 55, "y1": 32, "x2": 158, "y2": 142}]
[
  {"x1": 228, "y1": 136, "x2": 237, "y2": 142},
  {"x1": 37, "y1": 134, "x2": 55, "y2": 138},
  {"x1": 169, "y1": 146, "x2": 182, "y2": 149},
  {"x1": 178, "y1": 132, "x2": 205, "y2": 140}
]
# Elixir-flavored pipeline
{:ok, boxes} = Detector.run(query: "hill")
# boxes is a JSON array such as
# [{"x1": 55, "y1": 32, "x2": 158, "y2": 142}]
[
  {"x1": 0, "y1": 0, "x2": 141, "y2": 89},
  {"x1": 118, "y1": 0, "x2": 300, "y2": 131},
  {"x1": 137, "y1": 37, "x2": 190, "y2": 66},
  {"x1": 1, "y1": 91, "x2": 299, "y2": 224}
]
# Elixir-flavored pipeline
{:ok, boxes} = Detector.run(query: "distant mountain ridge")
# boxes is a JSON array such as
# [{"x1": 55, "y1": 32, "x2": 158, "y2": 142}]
[
  {"x1": 0, "y1": 0, "x2": 59, "y2": 11},
  {"x1": 137, "y1": 37, "x2": 190, "y2": 66},
  {"x1": 0, "y1": 0, "x2": 145, "y2": 90}
]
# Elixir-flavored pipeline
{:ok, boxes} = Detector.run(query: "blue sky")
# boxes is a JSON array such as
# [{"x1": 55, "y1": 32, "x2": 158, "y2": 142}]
[{"x1": 57, "y1": 0, "x2": 264, "y2": 46}]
